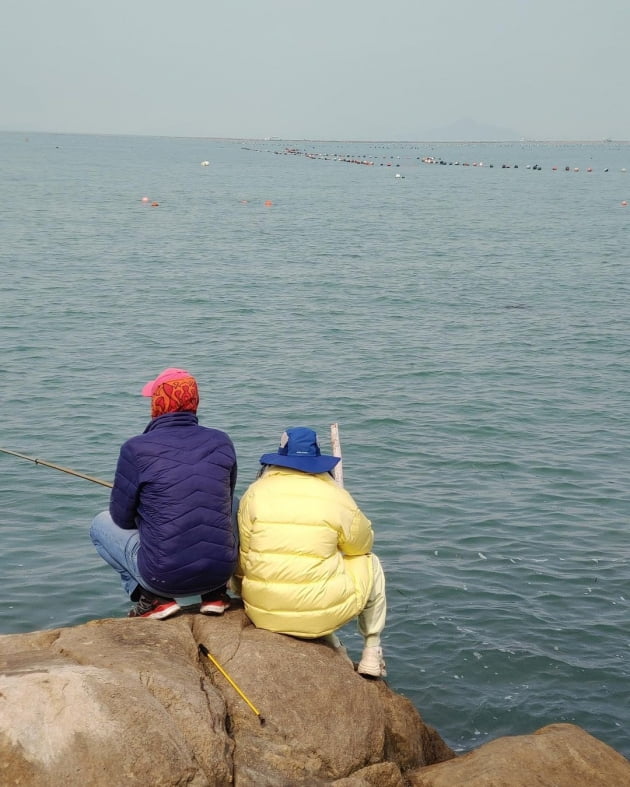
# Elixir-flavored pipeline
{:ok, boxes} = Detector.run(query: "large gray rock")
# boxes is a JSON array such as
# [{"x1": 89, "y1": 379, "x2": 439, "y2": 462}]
[
  {"x1": 0, "y1": 605, "x2": 453, "y2": 786},
  {"x1": 3, "y1": 607, "x2": 628, "y2": 786}
]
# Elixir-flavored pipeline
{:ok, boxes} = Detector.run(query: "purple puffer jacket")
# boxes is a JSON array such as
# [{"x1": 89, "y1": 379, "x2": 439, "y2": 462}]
[{"x1": 109, "y1": 411, "x2": 237, "y2": 596}]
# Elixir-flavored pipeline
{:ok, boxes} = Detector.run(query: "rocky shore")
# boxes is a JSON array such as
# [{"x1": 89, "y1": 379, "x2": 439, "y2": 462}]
[{"x1": 1, "y1": 602, "x2": 628, "y2": 786}]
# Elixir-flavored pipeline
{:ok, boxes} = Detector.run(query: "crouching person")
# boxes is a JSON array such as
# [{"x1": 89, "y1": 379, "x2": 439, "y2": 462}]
[
  {"x1": 233, "y1": 426, "x2": 387, "y2": 677},
  {"x1": 90, "y1": 367, "x2": 237, "y2": 619}
]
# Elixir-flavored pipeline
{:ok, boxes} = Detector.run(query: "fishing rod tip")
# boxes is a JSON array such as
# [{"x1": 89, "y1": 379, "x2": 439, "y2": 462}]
[
  {"x1": 259, "y1": 716, "x2": 266, "y2": 726},
  {"x1": 198, "y1": 643, "x2": 209, "y2": 657}
]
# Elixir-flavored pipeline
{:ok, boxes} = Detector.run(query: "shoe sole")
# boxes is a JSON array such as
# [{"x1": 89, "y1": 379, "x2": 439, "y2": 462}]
[
  {"x1": 144, "y1": 604, "x2": 181, "y2": 620},
  {"x1": 357, "y1": 662, "x2": 387, "y2": 678},
  {"x1": 200, "y1": 605, "x2": 230, "y2": 615}
]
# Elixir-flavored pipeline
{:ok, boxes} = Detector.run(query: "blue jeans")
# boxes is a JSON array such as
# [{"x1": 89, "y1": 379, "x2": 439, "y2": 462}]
[
  {"x1": 90, "y1": 511, "x2": 167, "y2": 599},
  {"x1": 90, "y1": 507, "x2": 239, "y2": 600}
]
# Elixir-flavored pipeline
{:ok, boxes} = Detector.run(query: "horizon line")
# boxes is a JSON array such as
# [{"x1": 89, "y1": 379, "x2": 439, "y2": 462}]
[{"x1": 1, "y1": 129, "x2": 628, "y2": 145}]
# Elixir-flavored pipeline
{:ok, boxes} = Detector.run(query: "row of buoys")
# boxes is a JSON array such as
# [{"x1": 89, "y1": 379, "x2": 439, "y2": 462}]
[
  {"x1": 422, "y1": 159, "x2": 627, "y2": 172},
  {"x1": 139, "y1": 196, "x2": 274, "y2": 207},
  {"x1": 267, "y1": 146, "x2": 629, "y2": 173},
  {"x1": 139, "y1": 192, "x2": 630, "y2": 206},
  {"x1": 269, "y1": 146, "x2": 629, "y2": 173}
]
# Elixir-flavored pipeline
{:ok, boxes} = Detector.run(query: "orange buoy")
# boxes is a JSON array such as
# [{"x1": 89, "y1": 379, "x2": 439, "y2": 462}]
[
  {"x1": 151, "y1": 202, "x2": 159, "y2": 207},
  {"x1": 264, "y1": 200, "x2": 273, "y2": 206},
  {"x1": 141, "y1": 196, "x2": 150, "y2": 202},
  {"x1": 622, "y1": 201, "x2": 628, "y2": 207}
]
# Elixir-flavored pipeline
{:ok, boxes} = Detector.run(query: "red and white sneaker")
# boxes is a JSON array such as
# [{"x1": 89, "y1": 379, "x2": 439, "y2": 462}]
[
  {"x1": 128, "y1": 592, "x2": 180, "y2": 620},
  {"x1": 200, "y1": 592, "x2": 231, "y2": 615}
]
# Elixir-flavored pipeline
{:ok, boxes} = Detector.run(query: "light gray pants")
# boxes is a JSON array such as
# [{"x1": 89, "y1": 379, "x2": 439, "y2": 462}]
[{"x1": 327, "y1": 553, "x2": 387, "y2": 649}]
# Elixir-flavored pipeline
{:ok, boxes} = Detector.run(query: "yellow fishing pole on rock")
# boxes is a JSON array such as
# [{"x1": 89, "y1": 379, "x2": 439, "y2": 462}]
[
  {"x1": 0, "y1": 447, "x2": 113, "y2": 488},
  {"x1": 198, "y1": 643, "x2": 265, "y2": 725}
]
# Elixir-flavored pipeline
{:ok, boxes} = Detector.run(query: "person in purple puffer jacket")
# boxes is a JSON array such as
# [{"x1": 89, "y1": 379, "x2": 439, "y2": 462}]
[{"x1": 90, "y1": 367, "x2": 238, "y2": 620}]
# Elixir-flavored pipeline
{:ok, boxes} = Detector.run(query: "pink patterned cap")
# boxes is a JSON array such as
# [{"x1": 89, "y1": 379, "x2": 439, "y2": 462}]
[{"x1": 141, "y1": 368, "x2": 193, "y2": 397}]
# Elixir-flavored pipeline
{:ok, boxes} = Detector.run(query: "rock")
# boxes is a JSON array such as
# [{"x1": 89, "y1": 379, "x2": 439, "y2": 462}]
[
  {"x1": 3, "y1": 607, "x2": 628, "y2": 786},
  {"x1": 0, "y1": 605, "x2": 453, "y2": 786},
  {"x1": 332, "y1": 761, "x2": 404, "y2": 786},
  {"x1": 407, "y1": 722, "x2": 630, "y2": 787}
]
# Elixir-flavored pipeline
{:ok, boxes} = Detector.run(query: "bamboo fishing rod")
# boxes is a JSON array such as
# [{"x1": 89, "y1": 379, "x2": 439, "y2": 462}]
[
  {"x1": 0, "y1": 447, "x2": 113, "y2": 489},
  {"x1": 2, "y1": 424, "x2": 344, "y2": 490}
]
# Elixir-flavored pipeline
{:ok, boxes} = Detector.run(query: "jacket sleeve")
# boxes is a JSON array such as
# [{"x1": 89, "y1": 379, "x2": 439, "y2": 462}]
[
  {"x1": 230, "y1": 461, "x2": 237, "y2": 498},
  {"x1": 109, "y1": 441, "x2": 140, "y2": 529},
  {"x1": 338, "y1": 498, "x2": 374, "y2": 556}
]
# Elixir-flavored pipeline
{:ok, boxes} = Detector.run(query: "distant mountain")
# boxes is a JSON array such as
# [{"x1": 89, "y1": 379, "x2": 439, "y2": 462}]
[{"x1": 421, "y1": 117, "x2": 521, "y2": 141}]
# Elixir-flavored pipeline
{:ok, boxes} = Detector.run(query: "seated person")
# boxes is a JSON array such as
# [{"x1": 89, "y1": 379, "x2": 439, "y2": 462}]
[{"x1": 233, "y1": 426, "x2": 387, "y2": 677}]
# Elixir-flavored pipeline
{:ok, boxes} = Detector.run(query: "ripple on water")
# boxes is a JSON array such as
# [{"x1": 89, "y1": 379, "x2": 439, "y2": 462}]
[{"x1": 1, "y1": 134, "x2": 629, "y2": 757}]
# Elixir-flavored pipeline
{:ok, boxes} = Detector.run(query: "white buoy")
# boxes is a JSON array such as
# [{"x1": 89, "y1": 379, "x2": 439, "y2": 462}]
[{"x1": 201, "y1": 161, "x2": 210, "y2": 167}]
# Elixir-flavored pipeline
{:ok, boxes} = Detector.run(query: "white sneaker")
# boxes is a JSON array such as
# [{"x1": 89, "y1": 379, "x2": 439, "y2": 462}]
[{"x1": 358, "y1": 646, "x2": 387, "y2": 678}]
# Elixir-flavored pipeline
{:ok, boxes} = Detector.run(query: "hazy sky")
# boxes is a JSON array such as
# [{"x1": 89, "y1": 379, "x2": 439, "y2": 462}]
[{"x1": 2, "y1": 0, "x2": 627, "y2": 140}]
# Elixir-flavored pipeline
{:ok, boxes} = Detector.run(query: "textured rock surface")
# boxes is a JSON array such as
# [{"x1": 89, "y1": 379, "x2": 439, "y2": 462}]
[
  {"x1": 3, "y1": 606, "x2": 628, "y2": 786},
  {"x1": 0, "y1": 605, "x2": 452, "y2": 786},
  {"x1": 406, "y1": 722, "x2": 630, "y2": 787}
]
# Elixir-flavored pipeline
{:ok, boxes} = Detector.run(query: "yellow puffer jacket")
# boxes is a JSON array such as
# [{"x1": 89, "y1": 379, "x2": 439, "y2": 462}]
[{"x1": 236, "y1": 466, "x2": 374, "y2": 638}]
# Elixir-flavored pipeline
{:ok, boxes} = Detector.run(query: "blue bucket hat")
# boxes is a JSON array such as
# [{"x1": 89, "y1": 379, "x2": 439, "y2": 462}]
[{"x1": 260, "y1": 427, "x2": 340, "y2": 474}]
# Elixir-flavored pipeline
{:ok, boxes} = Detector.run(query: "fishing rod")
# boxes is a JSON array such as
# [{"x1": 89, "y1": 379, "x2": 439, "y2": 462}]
[
  {"x1": 330, "y1": 422, "x2": 343, "y2": 487},
  {"x1": 0, "y1": 447, "x2": 113, "y2": 489},
  {"x1": 2, "y1": 424, "x2": 343, "y2": 490}
]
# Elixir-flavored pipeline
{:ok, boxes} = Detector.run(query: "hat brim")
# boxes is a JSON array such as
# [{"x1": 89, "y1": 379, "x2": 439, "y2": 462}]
[{"x1": 259, "y1": 453, "x2": 340, "y2": 474}]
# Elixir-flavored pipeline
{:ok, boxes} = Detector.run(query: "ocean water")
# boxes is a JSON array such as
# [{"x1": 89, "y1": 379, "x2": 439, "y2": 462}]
[{"x1": 1, "y1": 131, "x2": 629, "y2": 757}]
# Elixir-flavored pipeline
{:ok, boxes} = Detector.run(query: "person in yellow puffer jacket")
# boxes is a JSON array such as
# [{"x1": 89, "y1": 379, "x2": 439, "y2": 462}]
[{"x1": 233, "y1": 426, "x2": 387, "y2": 678}]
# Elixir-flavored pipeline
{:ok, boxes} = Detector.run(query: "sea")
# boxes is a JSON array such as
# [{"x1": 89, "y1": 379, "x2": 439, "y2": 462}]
[{"x1": 1, "y1": 131, "x2": 629, "y2": 757}]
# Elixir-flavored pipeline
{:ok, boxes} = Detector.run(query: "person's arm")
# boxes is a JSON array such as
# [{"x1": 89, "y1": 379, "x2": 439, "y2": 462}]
[
  {"x1": 230, "y1": 461, "x2": 237, "y2": 498},
  {"x1": 220, "y1": 432, "x2": 237, "y2": 498},
  {"x1": 109, "y1": 442, "x2": 140, "y2": 529},
  {"x1": 338, "y1": 502, "x2": 374, "y2": 556}
]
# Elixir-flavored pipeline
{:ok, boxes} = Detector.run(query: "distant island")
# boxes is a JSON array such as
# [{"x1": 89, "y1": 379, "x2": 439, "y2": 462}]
[{"x1": 420, "y1": 117, "x2": 521, "y2": 142}]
